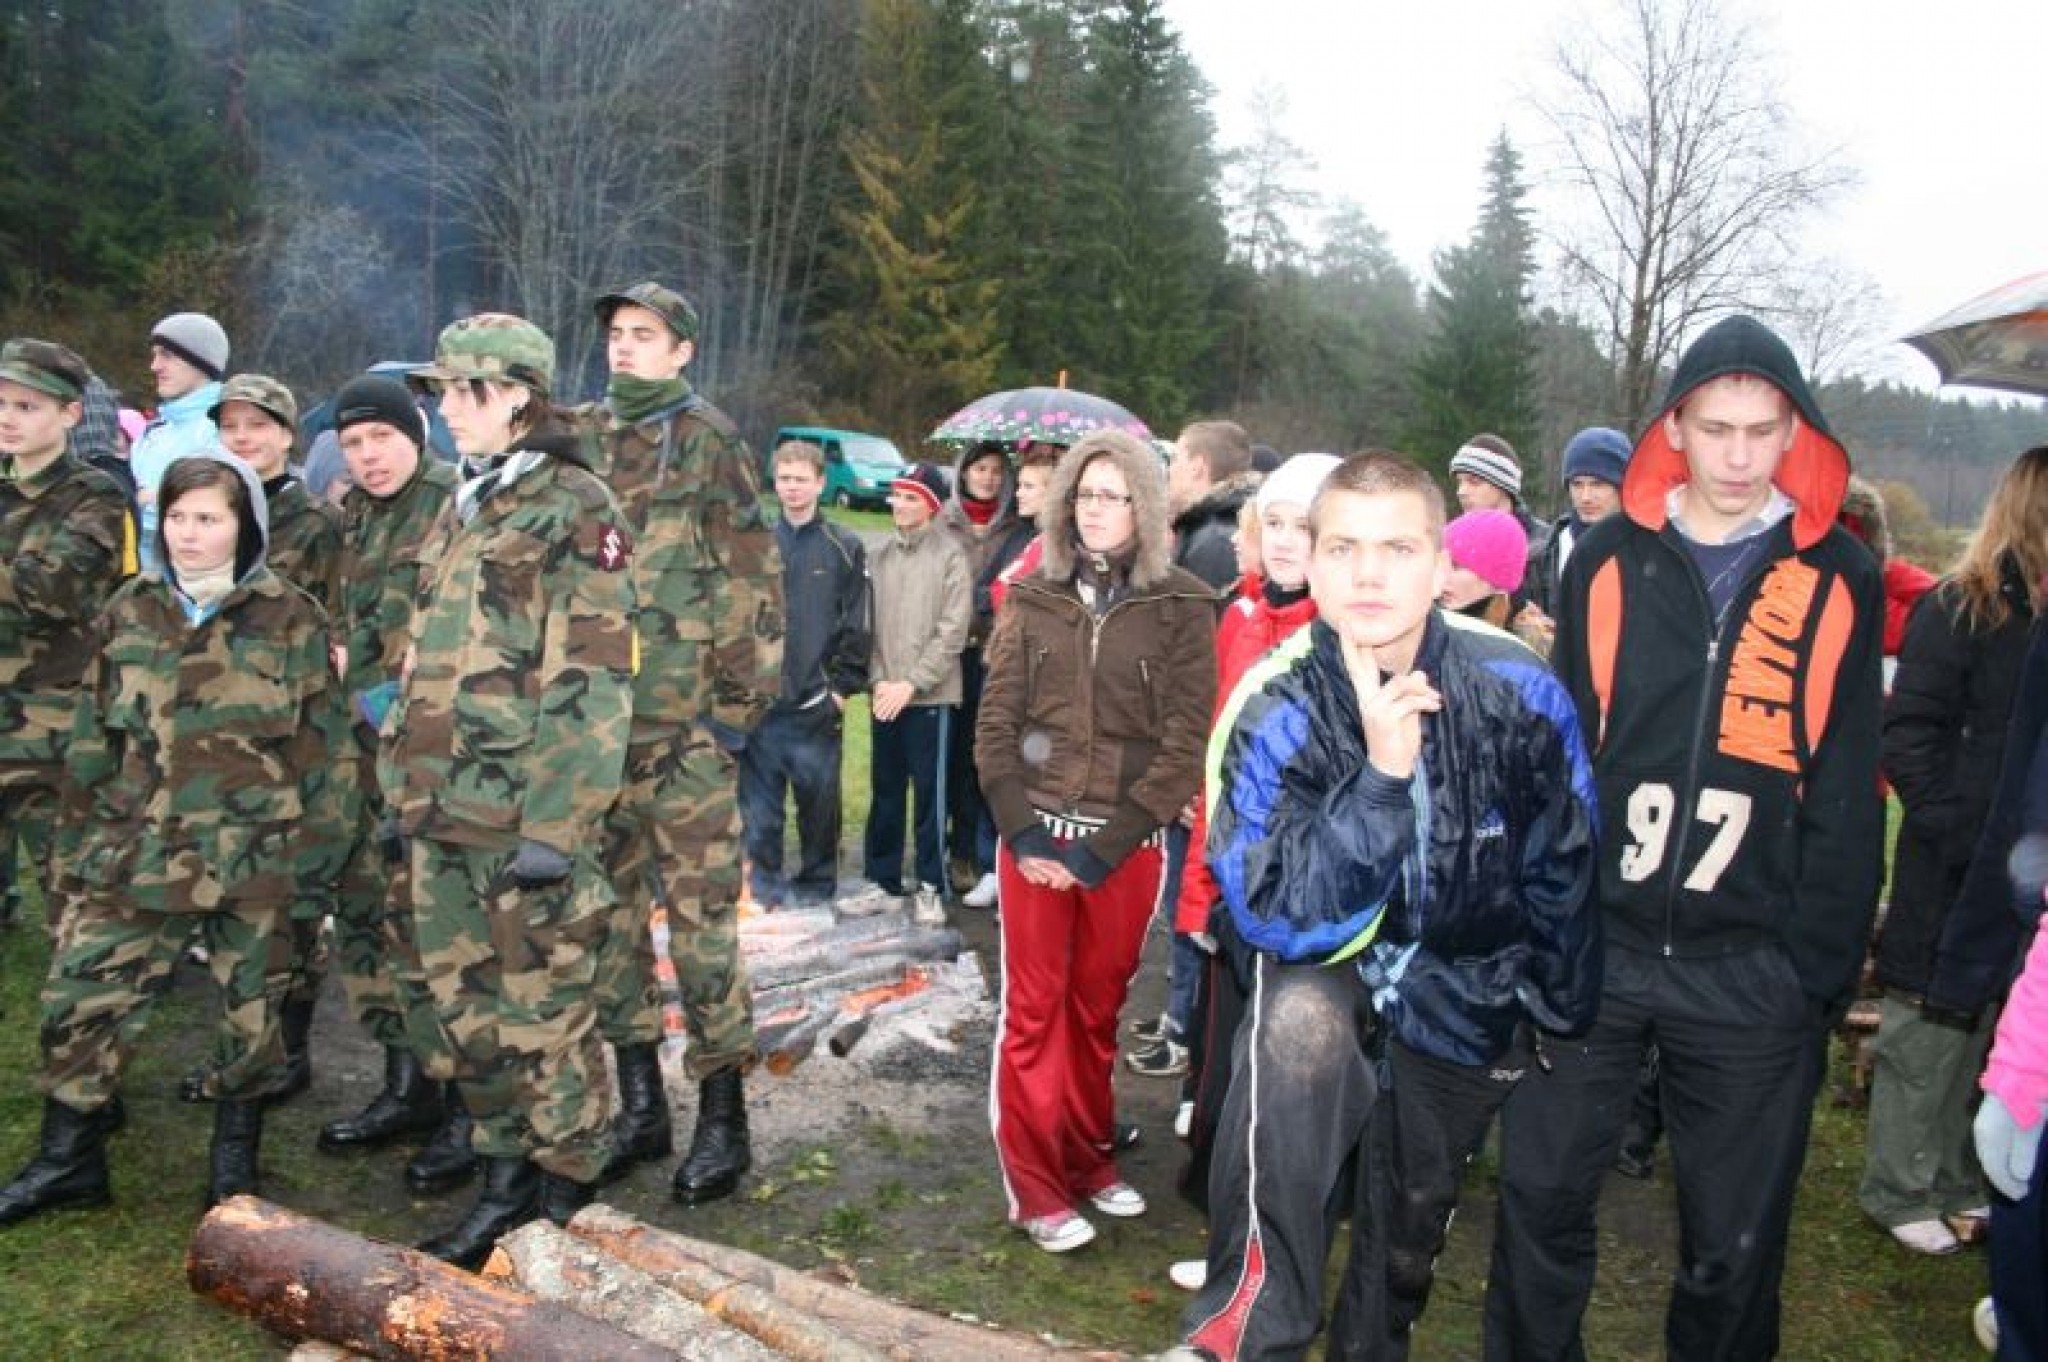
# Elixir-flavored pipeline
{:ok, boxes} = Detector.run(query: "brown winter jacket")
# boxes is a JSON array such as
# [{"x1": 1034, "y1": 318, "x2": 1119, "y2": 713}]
[{"x1": 976, "y1": 430, "x2": 1217, "y2": 885}]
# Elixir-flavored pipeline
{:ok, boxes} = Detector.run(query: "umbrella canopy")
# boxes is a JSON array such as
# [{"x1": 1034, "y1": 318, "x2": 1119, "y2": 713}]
[
  {"x1": 1902, "y1": 272, "x2": 2048, "y2": 397},
  {"x1": 930, "y1": 386, "x2": 1150, "y2": 446}
]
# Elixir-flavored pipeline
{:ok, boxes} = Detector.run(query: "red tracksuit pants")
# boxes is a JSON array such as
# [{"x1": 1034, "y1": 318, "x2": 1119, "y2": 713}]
[{"x1": 991, "y1": 838, "x2": 1164, "y2": 1222}]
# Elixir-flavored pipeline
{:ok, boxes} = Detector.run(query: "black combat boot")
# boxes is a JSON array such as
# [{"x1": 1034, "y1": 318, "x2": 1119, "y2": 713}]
[
  {"x1": 270, "y1": 997, "x2": 318, "y2": 1104},
  {"x1": 540, "y1": 1171, "x2": 594, "y2": 1226},
  {"x1": 596, "y1": 1042, "x2": 672, "y2": 1184},
  {"x1": 317, "y1": 1046, "x2": 445, "y2": 1152},
  {"x1": 671, "y1": 1067, "x2": 750, "y2": 1206},
  {"x1": 0, "y1": 1099, "x2": 116, "y2": 1227},
  {"x1": 416, "y1": 1156, "x2": 541, "y2": 1271},
  {"x1": 405, "y1": 1084, "x2": 479, "y2": 1195},
  {"x1": 205, "y1": 1100, "x2": 263, "y2": 1208}
]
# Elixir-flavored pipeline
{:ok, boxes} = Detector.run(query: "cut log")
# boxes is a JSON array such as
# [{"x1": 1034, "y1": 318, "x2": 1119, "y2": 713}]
[
  {"x1": 496, "y1": 1221, "x2": 784, "y2": 1359},
  {"x1": 187, "y1": 1196, "x2": 675, "y2": 1361},
  {"x1": 566, "y1": 1205, "x2": 1124, "y2": 1361},
  {"x1": 749, "y1": 929, "x2": 962, "y2": 993}
]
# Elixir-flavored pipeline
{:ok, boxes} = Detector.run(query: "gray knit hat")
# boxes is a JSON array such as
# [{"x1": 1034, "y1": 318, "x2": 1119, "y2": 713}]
[{"x1": 150, "y1": 312, "x2": 230, "y2": 380}]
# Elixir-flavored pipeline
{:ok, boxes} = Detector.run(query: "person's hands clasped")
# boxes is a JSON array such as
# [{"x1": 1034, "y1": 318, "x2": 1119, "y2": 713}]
[
  {"x1": 870, "y1": 679, "x2": 916, "y2": 723},
  {"x1": 1016, "y1": 855, "x2": 1077, "y2": 890}
]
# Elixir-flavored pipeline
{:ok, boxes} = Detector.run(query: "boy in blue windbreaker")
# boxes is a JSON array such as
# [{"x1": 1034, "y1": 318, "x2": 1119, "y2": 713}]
[{"x1": 1172, "y1": 451, "x2": 1600, "y2": 1362}]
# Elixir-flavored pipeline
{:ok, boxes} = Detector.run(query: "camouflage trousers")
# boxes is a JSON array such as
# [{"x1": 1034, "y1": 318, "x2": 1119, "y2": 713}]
[
  {"x1": 408, "y1": 837, "x2": 614, "y2": 1183},
  {"x1": 331, "y1": 811, "x2": 415, "y2": 1044},
  {"x1": 593, "y1": 728, "x2": 756, "y2": 1079},
  {"x1": 0, "y1": 773, "x2": 59, "y2": 935},
  {"x1": 40, "y1": 894, "x2": 290, "y2": 1110}
]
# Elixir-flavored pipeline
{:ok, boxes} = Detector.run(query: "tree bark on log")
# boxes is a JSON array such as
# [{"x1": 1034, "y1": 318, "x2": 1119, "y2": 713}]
[
  {"x1": 496, "y1": 1221, "x2": 786, "y2": 1360},
  {"x1": 186, "y1": 1196, "x2": 675, "y2": 1361},
  {"x1": 565, "y1": 1205, "x2": 1123, "y2": 1361}
]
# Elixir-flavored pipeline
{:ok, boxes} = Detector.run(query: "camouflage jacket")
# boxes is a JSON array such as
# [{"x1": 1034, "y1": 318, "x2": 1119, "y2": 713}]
[
  {"x1": 57, "y1": 571, "x2": 353, "y2": 913},
  {"x1": 265, "y1": 474, "x2": 344, "y2": 615},
  {"x1": 338, "y1": 459, "x2": 458, "y2": 735},
  {"x1": 0, "y1": 451, "x2": 131, "y2": 770},
  {"x1": 578, "y1": 391, "x2": 783, "y2": 740},
  {"x1": 381, "y1": 436, "x2": 636, "y2": 854}
]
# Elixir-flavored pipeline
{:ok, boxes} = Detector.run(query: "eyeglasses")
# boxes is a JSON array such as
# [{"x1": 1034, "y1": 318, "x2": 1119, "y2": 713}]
[{"x1": 1071, "y1": 489, "x2": 1132, "y2": 508}]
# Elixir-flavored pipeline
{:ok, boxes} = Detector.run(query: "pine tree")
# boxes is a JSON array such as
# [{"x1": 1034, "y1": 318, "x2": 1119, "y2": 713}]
[
  {"x1": 1405, "y1": 131, "x2": 1540, "y2": 480},
  {"x1": 818, "y1": 0, "x2": 1005, "y2": 442},
  {"x1": 1059, "y1": 0, "x2": 1227, "y2": 427}
]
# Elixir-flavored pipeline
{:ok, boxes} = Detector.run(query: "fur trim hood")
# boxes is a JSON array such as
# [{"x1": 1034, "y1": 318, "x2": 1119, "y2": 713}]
[{"x1": 1036, "y1": 429, "x2": 1175, "y2": 588}]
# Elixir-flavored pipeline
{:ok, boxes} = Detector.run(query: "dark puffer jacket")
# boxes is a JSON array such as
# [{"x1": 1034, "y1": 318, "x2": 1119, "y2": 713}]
[
  {"x1": 1877, "y1": 562, "x2": 2035, "y2": 995},
  {"x1": 1172, "y1": 471, "x2": 1258, "y2": 596}
]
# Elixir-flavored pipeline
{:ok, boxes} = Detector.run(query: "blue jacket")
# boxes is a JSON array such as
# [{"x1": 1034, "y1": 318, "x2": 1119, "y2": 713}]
[
  {"x1": 1208, "y1": 611, "x2": 1602, "y2": 1065},
  {"x1": 131, "y1": 381, "x2": 223, "y2": 575}
]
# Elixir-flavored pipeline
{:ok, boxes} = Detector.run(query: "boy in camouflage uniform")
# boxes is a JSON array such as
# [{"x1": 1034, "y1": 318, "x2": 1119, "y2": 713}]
[
  {"x1": 0, "y1": 339, "x2": 131, "y2": 932},
  {"x1": 191, "y1": 372, "x2": 344, "y2": 1104},
  {"x1": 578, "y1": 282, "x2": 783, "y2": 1207},
  {"x1": 312, "y1": 376, "x2": 466, "y2": 1180},
  {"x1": 384, "y1": 314, "x2": 637, "y2": 1270},
  {"x1": 0, "y1": 451, "x2": 350, "y2": 1225}
]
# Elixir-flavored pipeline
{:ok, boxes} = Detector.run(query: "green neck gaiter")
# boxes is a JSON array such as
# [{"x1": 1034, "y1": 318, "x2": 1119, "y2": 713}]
[{"x1": 606, "y1": 374, "x2": 690, "y2": 424}]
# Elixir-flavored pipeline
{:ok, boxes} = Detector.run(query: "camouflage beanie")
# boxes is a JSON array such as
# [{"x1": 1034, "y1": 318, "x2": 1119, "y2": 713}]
[
  {"x1": 419, "y1": 313, "x2": 555, "y2": 396},
  {"x1": 209, "y1": 373, "x2": 299, "y2": 434}
]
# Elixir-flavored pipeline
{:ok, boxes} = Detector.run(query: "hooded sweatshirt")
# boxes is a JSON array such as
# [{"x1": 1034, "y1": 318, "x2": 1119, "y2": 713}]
[
  {"x1": 60, "y1": 448, "x2": 352, "y2": 914},
  {"x1": 1552, "y1": 314, "x2": 1885, "y2": 1015},
  {"x1": 131, "y1": 380, "x2": 223, "y2": 574}
]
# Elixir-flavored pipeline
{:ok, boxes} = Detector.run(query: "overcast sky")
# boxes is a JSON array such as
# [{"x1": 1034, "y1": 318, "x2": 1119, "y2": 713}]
[{"x1": 1170, "y1": 0, "x2": 2047, "y2": 387}]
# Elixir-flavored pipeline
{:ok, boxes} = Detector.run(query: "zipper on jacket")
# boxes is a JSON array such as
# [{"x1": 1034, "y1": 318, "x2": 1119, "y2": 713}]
[{"x1": 1657, "y1": 531, "x2": 1773, "y2": 955}]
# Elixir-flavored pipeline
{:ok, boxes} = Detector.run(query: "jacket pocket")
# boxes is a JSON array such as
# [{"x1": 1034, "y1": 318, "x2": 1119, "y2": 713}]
[{"x1": 451, "y1": 530, "x2": 549, "y2": 755}]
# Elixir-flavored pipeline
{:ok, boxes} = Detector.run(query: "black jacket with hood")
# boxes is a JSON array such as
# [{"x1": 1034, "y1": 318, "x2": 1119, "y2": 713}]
[
  {"x1": 1550, "y1": 315, "x2": 1886, "y2": 1016},
  {"x1": 1172, "y1": 471, "x2": 1258, "y2": 598}
]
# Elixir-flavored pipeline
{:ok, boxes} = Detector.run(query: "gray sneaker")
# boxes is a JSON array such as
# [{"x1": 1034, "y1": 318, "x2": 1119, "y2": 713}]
[
  {"x1": 910, "y1": 883, "x2": 948, "y2": 927},
  {"x1": 836, "y1": 883, "x2": 899, "y2": 919}
]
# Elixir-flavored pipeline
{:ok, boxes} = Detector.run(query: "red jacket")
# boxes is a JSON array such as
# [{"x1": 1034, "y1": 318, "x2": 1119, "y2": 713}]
[{"x1": 1173, "y1": 588, "x2": 1319, "y2": 933}]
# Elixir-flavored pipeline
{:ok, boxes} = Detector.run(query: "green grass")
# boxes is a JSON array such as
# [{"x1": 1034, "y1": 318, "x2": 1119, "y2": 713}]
[{"x1": 0, "y1": 730, "x2": 1999, "y2": 1359}]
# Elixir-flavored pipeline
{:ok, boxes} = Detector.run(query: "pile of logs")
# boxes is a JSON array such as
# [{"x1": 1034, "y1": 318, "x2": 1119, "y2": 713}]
[{"x1": 189, "y1": 1198, "x2": 1122, "y2": 1360}]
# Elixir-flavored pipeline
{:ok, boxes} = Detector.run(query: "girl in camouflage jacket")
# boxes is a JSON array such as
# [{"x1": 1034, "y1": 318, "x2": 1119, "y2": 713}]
[{"x1": 0, "y1": 451, "x2": 351, "y2": 1227}]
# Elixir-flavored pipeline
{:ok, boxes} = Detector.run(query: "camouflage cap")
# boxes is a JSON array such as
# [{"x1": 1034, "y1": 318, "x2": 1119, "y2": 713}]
[
  {"x1": 0, "y1": 338, "x2": 90, "y2": 402},
  {"x1": 417, "y1": 313, "x2": 556, "y2": 395},
  {"x1": 209, "y1": 372, "x2": 299, "y2": 432},
  {"x1": 595, "y1": 281, "x2": 699, "y2": 343}
]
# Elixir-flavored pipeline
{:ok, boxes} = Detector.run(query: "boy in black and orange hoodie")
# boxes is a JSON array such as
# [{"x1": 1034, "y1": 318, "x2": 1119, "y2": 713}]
[{"x1": 1484, "y1": 315, "x2": 1885, "y2": 1361}]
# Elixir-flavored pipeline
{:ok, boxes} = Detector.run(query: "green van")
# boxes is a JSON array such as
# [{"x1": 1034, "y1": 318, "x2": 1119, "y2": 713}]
[{"x1": 771, "y1": 426, "x2": 909, "y2": 509}]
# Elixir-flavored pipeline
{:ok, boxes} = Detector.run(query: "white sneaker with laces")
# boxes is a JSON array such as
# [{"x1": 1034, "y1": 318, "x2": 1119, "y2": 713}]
[
  {"x1": 1089, "y1": 1181, "x2": 1147, "y2": 1218},
  {"x1": 1022, "y1": 1212, "x2": 1096, "y2": 1253},
  {"x1": 835, "y1": 883, "x2": 897, "y2": 918},
  {"x1": 1168, "y1": 1258, "x2": 1206, "y2": 1292},
  {"x1": 962, "y1": 872, "x2": 1000, "y2": 908},
  {"x1": 1889, "y1": 1217, "x2": 1961, "y2": 1255},
  {"x1": 910, "y1": 883, "x2": 948, "y2": 927}
]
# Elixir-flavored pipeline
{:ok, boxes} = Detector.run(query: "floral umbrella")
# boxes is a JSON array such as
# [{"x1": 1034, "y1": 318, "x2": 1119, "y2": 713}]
[
  {"x1": 1901, "y1": 272, "x2": 2048, "y2": 397},
  {"x1": 930, "y1": 386, "x2": 1151, "y2": 446}
]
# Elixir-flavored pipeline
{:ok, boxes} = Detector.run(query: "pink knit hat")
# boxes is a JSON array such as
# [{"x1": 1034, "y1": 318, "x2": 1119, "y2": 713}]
[{"x1": 1443, "y1": 509, "x2": 1528, "y2": 593}]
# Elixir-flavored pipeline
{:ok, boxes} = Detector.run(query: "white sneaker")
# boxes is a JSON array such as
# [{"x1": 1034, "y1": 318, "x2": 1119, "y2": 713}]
[
  {"x1": 1089, "y1": 1181, "x2": 1147, "y2": 1218},
  {"x1": 962, "y1": 872, "x2": 1000, "y2": 908},
  {"x1": 1022, "y1": 1212, "x2": 1096, "y2": 1253},
  {"x1": 910, "y1": 883, "x2": 948, "y2": 927},
  {"x1": 835, "y1": 883, "x2": 897, "y2": 918},
  {"x1": 1890, "y1": 1218, "x2": 1961, "y2": 1255},
  {"x1": 1168, "y1": 1258, "x2": 1206, "y2": 1292},
  {"x1": 1174, "y1": 1099, "x2": 1194, "y2": 1140},
  {"x1": 1974, "y1": 1295, "x2": 1999, "y2": 1353}
]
